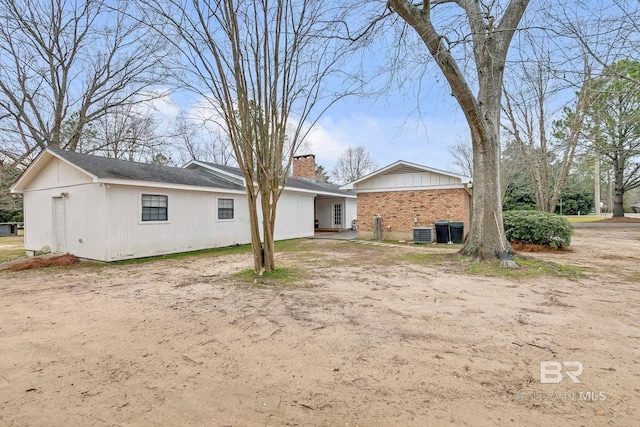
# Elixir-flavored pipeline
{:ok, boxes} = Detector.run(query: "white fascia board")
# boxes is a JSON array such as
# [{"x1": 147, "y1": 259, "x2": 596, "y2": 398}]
[
  {"x1": 98, "y1": 178, "x2": 247, "y2": 194},
  {"x1": 10, "y1": 148, "x2": 98, "y2": 193},
  {"x1": 350, "y1": 184, "x2": 468, "y2": 193},
  {"x1": 339, "y1": 183, "x2": 354, "y2": 190}
]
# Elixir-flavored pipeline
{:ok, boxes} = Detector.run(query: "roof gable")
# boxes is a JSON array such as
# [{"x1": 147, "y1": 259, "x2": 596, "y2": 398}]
[
  {"x1": 340, "y1": 160, "x2": 472, "y2": 191},
  {"x1": 10, "y1": 149, "x2": 96, "y2": 193}
]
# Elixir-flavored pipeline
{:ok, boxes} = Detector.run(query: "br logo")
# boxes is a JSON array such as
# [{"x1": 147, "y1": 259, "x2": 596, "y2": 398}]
[{"x1": 540, "y1": 361, "x2": 584, "y2": 384}]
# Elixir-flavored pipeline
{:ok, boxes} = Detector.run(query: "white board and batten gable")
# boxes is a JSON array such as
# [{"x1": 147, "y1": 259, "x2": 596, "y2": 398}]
[{"x1": 340, "y1": 160, "x2": 472, "y2": 193}]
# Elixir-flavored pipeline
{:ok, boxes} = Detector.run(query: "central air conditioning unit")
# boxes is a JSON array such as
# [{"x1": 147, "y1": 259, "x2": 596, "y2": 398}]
[{"x1": 413, "y1": 226, "x2": 433, "y2": 244}]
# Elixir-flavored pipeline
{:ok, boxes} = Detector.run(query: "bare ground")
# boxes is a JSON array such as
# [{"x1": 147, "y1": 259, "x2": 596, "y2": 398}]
[{"x1": 0, "y1": 229, "x2": 639, "y2": 426}]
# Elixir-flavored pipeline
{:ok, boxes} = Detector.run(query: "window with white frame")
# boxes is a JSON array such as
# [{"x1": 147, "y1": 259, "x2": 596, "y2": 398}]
[
  {"x1": 141, "y1": 194, "x2": 168, "y2": 221},
  {"x1": 218, "y1": 198, "x2": 234, "y2": 220}
]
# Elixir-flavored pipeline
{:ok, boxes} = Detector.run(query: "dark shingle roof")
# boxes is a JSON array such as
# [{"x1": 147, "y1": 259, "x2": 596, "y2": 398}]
[
  {"x1": 49, "y1": 148, "x2": 244, "y2": 191},
  {"x1": 197, "y1": 161, "x2": 353, "y2": 196},
  {"x1": 285, "y1": 176, "x2": 353, "y2": 196}
]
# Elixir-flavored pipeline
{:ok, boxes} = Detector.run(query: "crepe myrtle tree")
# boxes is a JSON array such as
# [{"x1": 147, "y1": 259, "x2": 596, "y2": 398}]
[
  {"x1": 387, "y1": 0, "x2": 529, "y2": 260},
  {"x1": 502, "y1": 43, "x2": 595, "y2": 214},
  {"x1": 142, "y1": 0, "x2": 366, "y2": 273}
]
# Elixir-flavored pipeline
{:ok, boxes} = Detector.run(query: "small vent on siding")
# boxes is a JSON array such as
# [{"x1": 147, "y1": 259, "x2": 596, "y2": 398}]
[{"x1": 413, "y1": 227, "x2": 433, "y2": 244}]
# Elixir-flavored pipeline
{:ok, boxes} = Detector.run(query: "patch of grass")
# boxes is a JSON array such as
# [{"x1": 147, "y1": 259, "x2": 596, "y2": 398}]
[
  {"x1": 396, "y1": 252, "x2": 449, "y2": 266},
  {"x1": 0, "y1": 249, "x2": 26, "y2": 263},
  {"x1": 112, "y1": 244, "x2": 251, "y2": 265},
  {"x1": 234, "y1": 266, "x2": 302, "y2": 287},
  {"x1": 462, "y1": 256, "x2": 584, "y2": 278},
  {"x1": 274, "y1": 239, "x2": 314, "y2": 252},
  {"x1": 565, "y1": 215, "x2": 606, "y2": 223},
  {"x1": 397, "y1": 250, "x2": 584, "y2": 279},
  {"x1": 0, "y1": 236, "x2": 23, "y2": 245}
]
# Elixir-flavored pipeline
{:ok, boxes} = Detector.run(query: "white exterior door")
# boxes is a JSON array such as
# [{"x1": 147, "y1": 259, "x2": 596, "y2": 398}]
[
  {"x1": 53, "y1": 197, "x2": 66, "y2": 253},
  {"x1": 332, "y1": 203, "x2": 343, "y2": 229}
]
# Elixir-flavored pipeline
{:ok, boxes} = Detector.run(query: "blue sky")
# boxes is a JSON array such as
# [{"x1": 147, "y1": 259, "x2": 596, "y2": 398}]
[
  {"x1": 149, "y1": 67, "x2": 470, "y2": 175},
  {"x1": 146, "y1": 0, "x2": 637, "y2": 178},
  {"x1": 302, "y1": 83, "x2": 471, "y2": 174},
  {"x1": 143, "y1": 0, "x2": 479, "y2": 176}
]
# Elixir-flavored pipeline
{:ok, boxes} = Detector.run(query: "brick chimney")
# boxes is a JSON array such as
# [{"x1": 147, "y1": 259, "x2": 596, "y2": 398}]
[{"x1": 292, "y1": 154, "x2": 316, "y2": 180}]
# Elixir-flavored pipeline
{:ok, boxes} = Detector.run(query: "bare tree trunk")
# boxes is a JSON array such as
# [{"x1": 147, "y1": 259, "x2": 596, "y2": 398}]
[
  {"x1": 245, "y1": 189, "x2": 264, "y2": 274},
  {"x1": 465, "y1": 128, "x2": 507, "y2": 259},
  {"x1": 388, "y1": 0, "x2": 529, "y2": 259},
  {"x1": 0, "y1": 0, "x2": 168, "y2": 164},
  {"x1": 261, "y1": 191, "x2": 276, "y2": 273},
  {"x1": 594, "y1": 157, "x2": 601, "y2": 215}
]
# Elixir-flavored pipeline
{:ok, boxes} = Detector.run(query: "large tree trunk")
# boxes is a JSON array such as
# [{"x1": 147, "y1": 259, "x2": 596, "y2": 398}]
[
  {"x1": 388, "y1": 0, "x2": 528, "y2": 260},
  {"x1": 463, "y1": 128, "x2": 510, "y2": 259},
  {"x1": 613, "y1": 167, "x2": 625, "y2": 217},
  {"x1": 260, "y1": 187, "x2": 277, "y2": 273}
]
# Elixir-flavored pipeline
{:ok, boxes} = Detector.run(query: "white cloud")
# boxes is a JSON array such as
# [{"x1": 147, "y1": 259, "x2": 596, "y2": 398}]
[
  {"x1": 298, "y1": 111, "x2": 470, "y2": 174},
  {"x1": 135, "y1": 88, "x2": 181, "y2": 118},
  {"x1": 135, "y1": 89, "x2": 472, "y2": 174},
  {"x1": 302, "y1": 117, "x2": 351, "y2": 161}
]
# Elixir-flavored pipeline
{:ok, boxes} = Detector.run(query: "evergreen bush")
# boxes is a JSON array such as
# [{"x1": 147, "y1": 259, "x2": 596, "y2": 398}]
[{"x1": 503, "y1": 210, "x2": 573, "y2": 249}]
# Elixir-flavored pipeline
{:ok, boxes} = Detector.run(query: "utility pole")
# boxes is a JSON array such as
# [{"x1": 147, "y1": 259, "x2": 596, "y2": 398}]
[
  {"x1": 594, "y1": 157, "x2": 601, "y2": 215},
  {"x1": 607, "y1": 169, "x2": 613, "y2": 214}
]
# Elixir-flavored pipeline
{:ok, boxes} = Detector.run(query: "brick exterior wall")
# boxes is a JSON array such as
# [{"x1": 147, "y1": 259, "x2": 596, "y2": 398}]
[
  {"x1": 356, "y1": 188, "x2": 471, "y2": 240},
  {"x1": 292, "y1": 154, "x2": 316, "y2": 180}
]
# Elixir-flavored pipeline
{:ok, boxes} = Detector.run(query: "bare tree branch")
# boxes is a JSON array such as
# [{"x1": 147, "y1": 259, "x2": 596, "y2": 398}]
[
  {"x1": 0, "y1": 0, "x2": 171, "y2": 166},
  {"x1": 332, "y1": 145, "x2": 378, "y2": 185}
]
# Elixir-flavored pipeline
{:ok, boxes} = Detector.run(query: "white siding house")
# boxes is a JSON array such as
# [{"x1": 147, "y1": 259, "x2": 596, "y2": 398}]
[{"x1": 11, "y1": 149, "x2": 353, "y2": 261}]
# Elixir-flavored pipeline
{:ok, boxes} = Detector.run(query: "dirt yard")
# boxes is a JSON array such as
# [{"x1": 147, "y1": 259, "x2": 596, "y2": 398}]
[{"x1": 1, "y1": 229, "x2": 638, "y2": 426}]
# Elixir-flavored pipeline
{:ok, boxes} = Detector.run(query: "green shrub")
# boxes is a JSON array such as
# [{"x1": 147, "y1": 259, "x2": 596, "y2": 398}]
[
  {"x1": 554, "y1": 189, "x2": 594, "y2": 215},
  {"x1": 503, "y1": 182, "x2": 537, "y2": 211},
  {"x1": 503, "y1": 210, "x2": 573, "y2": 248}
]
